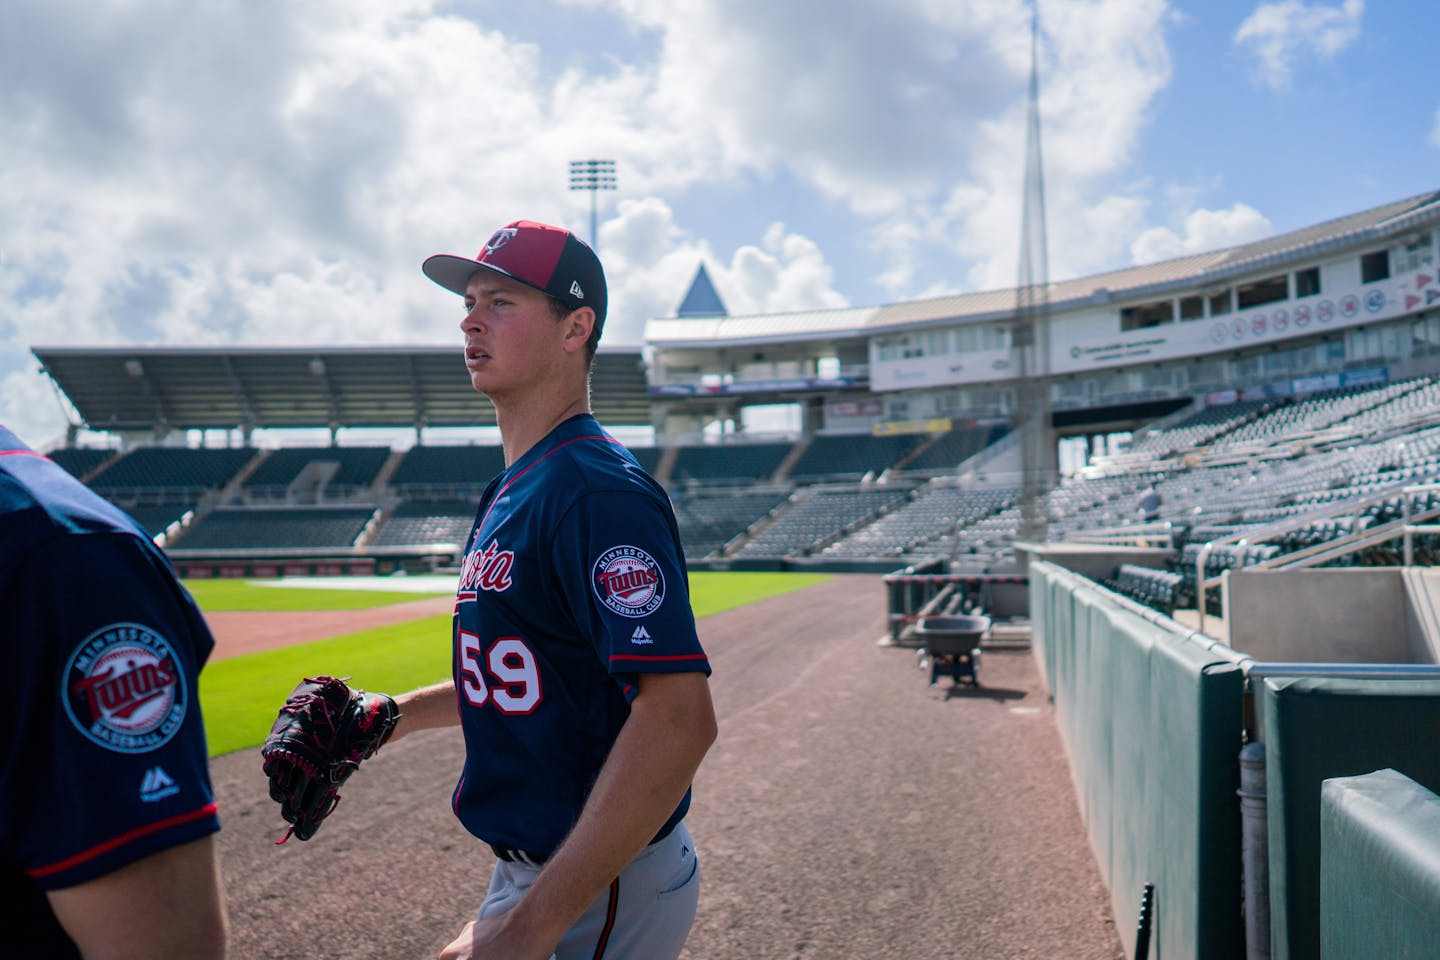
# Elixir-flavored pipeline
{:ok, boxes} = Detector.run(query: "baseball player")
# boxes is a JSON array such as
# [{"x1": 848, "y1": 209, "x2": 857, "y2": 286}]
[
  {"x1": 0, "y1": 425, "x2": 227, "y2": 958},
  {"x1": 263, "y1": 221, "x2": 716, "y2": 960}
]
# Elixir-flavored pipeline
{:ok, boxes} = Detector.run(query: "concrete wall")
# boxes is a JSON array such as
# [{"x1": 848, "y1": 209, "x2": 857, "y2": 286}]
[
  {"x1": 1224, "y1": 569, "x2": 1437, "y2": 664},
  {"x1": 1018, "y1": 543, "x2": 1174, "y2": 581},
  {"x1": 1401, "y1": 568, "x2": 1440, "y2": 663}
]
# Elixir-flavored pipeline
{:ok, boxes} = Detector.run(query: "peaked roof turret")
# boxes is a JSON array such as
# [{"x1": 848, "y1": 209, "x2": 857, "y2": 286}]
[{"x1": 676, "y1": 262, "x2": 728, "y2": 317}]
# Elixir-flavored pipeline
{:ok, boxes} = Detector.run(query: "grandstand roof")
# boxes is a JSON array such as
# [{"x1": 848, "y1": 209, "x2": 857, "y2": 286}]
[
  {"x1": 647, "y1": 189, "x2": 1440, "y2": 347},
  {"x1": 32, "y1": 344, "x2": 651, "y2": 431}
]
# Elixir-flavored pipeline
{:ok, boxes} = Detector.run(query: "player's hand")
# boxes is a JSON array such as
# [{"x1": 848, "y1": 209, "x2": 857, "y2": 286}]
[{"x1": 438, "y1": 918, "x2": 555, "y2": 960}]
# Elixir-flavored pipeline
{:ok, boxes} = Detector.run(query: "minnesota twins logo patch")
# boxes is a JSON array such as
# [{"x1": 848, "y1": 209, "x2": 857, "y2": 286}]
[
  {"x1": 63, "y1": 623, "x2": 187, "y2": 754},
  {"x1": 592, "y1": 546, "x2": 665, "y2": 618}
]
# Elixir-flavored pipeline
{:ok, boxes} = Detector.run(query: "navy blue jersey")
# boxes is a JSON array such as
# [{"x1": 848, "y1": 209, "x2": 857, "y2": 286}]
[
  {"x1": 450, "y1": 415, "x2": 709, "y2": 857},
  {"x1": 0, "y1": 428, "x2": 219, "y2": 957}
]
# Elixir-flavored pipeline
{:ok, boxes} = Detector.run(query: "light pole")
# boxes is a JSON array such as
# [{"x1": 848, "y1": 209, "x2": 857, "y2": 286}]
[{"x1": 568, "y1": 158, "x2": 616, "y2": 251}]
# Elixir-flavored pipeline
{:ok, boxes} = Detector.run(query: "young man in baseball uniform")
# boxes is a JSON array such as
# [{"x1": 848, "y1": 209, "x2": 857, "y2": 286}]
[{"x1": 391, "y1": 221, "x2": 717, "y2": 960}]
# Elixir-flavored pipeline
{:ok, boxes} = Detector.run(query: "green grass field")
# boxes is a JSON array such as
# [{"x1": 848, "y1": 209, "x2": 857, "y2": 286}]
[
  {"x1": 197, "y1": 571, "x2": 829, "y2": 756},
  {"x1": 184, "y1": 579, "x2": 448, "y2": 611}
]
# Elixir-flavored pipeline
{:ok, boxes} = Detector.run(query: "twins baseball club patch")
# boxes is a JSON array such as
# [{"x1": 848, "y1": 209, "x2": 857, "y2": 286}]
[
  {"x1": 63, "y1": 622, "x2": 187, "y2": 753},
  {"x1": 592, "y1": 545, "x2": 665, "y2": 618}
]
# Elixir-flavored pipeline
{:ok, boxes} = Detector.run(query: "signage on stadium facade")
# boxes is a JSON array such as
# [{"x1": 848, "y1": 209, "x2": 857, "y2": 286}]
[
  {"x1": 647, "y1": 376, "x2": 857, "y2": 397},
  {"x1": 868, "y1": 267, "x2": 1436, "y2": 391},
  {"x1": 872, "y1": 418, "x2": 952, "y2": 437}
]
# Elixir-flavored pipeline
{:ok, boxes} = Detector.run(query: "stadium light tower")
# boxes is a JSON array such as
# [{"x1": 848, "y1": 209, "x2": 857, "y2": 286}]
[
  {"x1": 568, "y1": 159, "x2": 617, "y2": 251},
  {"x1": 1011, "y1": 5, "x2": 1057, "y2": 547}
]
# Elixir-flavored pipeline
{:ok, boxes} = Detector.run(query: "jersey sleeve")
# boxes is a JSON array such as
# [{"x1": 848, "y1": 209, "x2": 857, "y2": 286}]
[
  {"x1": 551, "y1": 489, "x2": 710, "y2": 692},
  {"x1": 0, "y1": 533, "x2": 220, "y2": 890}
]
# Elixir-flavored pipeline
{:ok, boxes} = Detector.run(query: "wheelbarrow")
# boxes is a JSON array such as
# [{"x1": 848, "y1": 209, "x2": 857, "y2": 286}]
[{"x1": 915, "y1": 614, "x2": 990, "y2": 687}]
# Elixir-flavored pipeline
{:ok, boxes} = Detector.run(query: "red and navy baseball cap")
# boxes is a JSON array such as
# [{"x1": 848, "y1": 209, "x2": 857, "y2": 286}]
[{"x1": 423, "y1": 220, "x2": 607, "y2": 332}]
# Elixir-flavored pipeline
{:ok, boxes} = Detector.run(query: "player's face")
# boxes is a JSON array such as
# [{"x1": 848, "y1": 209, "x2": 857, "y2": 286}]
[{"x1": 460, "y1": 273, "x2": 568, "y2": 398}]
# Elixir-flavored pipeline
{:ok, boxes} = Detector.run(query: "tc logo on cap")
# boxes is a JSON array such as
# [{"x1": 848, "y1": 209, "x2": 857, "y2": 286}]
[{"x1": 484, "y1": 228, "x2": 518, "y2": 255}]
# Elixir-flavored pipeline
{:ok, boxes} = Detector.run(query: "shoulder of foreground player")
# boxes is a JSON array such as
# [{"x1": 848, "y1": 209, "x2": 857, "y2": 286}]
[
  {"x1": 540, "y1": 426, "x2": 661, "y2": 497},
  {"x1": 1, "y1": 453, "x2": 150, "y2": 549}
]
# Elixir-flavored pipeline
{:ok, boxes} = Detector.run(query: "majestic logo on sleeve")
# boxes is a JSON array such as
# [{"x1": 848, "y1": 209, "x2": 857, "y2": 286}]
[
  {"x1": 63, "y1": 623, "x2": 187, "y2": 754},
  {"x1": 592, "y1": 546, "x2": 665, "y2": 618}
]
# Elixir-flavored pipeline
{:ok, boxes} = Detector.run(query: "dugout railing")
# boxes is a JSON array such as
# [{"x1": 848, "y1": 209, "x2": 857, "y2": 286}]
[{"x1": 882, "y1": 563, "x2": 1028, "y2": 644}]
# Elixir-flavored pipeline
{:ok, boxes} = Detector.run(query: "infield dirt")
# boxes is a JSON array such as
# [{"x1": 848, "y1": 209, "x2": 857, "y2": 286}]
[{"x1": 212, "y1": 574, "x2": 1122, "y2": 959}]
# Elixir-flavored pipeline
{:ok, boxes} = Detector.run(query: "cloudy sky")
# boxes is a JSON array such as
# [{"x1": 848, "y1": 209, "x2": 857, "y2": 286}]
[{"x1": 2, "y1": 0, "x2": 1436, "y2": 447}]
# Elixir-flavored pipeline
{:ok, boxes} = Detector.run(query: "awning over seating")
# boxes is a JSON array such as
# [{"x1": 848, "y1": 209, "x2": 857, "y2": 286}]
[{"x1": 32, "y1": 344, "x2": 651, "y2": 431}]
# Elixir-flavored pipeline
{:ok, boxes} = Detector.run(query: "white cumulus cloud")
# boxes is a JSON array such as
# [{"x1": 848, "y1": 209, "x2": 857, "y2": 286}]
[
  {"x1": 1, "y1": 0, "x2": 1188, "y2": 445},
  {"x1": 1233, "y1": 0, "x2": 1364, "y2": 91},
  {"x1": 1130, "y1": 203, "x2": 1274, "y2": 264}
]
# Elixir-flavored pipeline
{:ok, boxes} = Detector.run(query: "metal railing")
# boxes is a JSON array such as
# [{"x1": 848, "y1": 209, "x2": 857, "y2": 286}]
[
  {"x1": 1068, "y1": 521, "x2": 1175, "y2": 549},
  {"x1": 882, "y1": 565, "x2": 1027, "y2": 642},
  {"x1": 1402, "y1": 481, "x2": 1440, "y2": 565}
]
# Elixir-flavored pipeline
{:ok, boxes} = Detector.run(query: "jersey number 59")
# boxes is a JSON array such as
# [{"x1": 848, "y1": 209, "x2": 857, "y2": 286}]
[{"x1": 457, "y1": 631, "x2": 542, "y2": 714}]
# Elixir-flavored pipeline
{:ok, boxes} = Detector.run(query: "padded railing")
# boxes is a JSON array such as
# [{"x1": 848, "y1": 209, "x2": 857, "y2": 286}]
[
  {"x1": 1319, "y1": 769, "x2": 1440, "y2": 958},
  {"x1": 1030, "y1": 560, "x2": 1247, "y2": 960},
  {"x1": 1259, "y1": 676, "x2": 1440, "y2": 960}
]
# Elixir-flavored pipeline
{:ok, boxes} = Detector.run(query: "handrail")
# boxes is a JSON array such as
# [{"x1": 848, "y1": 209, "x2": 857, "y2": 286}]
[
  {"x1": 1069, "y1": 521, "x2": 1174, "y2": 549},
  {"x1": 1195, "y1": 477, "x2": 1440, "y2": 634},
  {"x1": 1402, "y1": 481, "x2": 1440, "y2": 565}
]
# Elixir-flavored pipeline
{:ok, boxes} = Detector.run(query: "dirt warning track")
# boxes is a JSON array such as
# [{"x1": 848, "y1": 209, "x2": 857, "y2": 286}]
[
  {"x1": 206, "y1": 595, "x2": 455, "y2": 660},
  {"x1": 211, "y1": 574, "x2": 1121, "y2": 959}
]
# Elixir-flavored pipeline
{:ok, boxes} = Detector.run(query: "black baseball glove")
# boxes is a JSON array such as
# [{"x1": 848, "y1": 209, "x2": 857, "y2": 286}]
[{"x1": 261, "y1": 676, "x2": 400, "y2": 842}]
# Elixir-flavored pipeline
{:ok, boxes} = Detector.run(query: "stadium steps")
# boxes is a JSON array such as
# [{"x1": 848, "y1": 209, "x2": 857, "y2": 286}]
[
  {"x1": 770, "y1": 437, "x2": 811, "y2": 483},
  {"x1": 653, "y1": 444, "x2": 680, "y2": 486},
  {"x1": 889, "y1": 432, "x2": 944, "y2": 472},
  {"x1": 718, "y1": 488, "x2": 803, "y2": 555},
  {"x1": 354, "y1": 506, "x2": 389, "y2": 548},
  {"x1": 372, "y1": 449, "x2": 409, "y2": 495},
  {"x1": 77, "y1": 451, "x2": 124, "y2": 484},
  {"x1": 220, "y1": 449, "x2": 271, "y2": 503},
  {"x1": 161, "y1": 449, "x2": 269, "y2": 544}
]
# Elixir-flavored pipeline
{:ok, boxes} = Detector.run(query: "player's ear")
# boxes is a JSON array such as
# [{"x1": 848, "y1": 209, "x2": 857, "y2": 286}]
[{"x1": 561, "y1": 307, "x2": 596, "y2": 356}]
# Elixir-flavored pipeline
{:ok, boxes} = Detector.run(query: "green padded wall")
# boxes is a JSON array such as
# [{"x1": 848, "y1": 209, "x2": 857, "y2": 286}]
[
  {"x1": 1320, "y1": 769, "x2": 1440, "y2": 959},
  {"x1": 1029, "y1": 562, "x2": 1246, "y2": 959},
  {"x1": 1263, "y1": 677, "x2": 1440, "y2": 960}
]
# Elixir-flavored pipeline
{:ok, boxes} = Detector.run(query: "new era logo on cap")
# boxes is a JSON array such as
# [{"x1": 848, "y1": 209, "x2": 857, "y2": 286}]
[{"x1": 422, "y1": 221, "x2": 607, "y2": 333}]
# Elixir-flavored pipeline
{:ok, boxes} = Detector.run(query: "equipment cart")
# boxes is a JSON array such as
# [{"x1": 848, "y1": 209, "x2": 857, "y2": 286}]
[{"x1": 915, "y1": 614, "x2": 990, "y2": 687}]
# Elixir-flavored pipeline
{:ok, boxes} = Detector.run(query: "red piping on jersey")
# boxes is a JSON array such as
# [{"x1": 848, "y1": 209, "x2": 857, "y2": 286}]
[
  {"x1": 609, "y1": 653, "x2": 710, "y2": 665},
  {"x1": 0, "y1": 450, "x2": 48, "y2": 461},
  {"x1": 591, "y1": 878, "x2": 620, "y2": 960},
  {"x1": 27, "y1": 802, "x2": 218, "y2": 879},
  {"x1": 474, "y1": 434, "x2": 623, "y2": 533}
]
